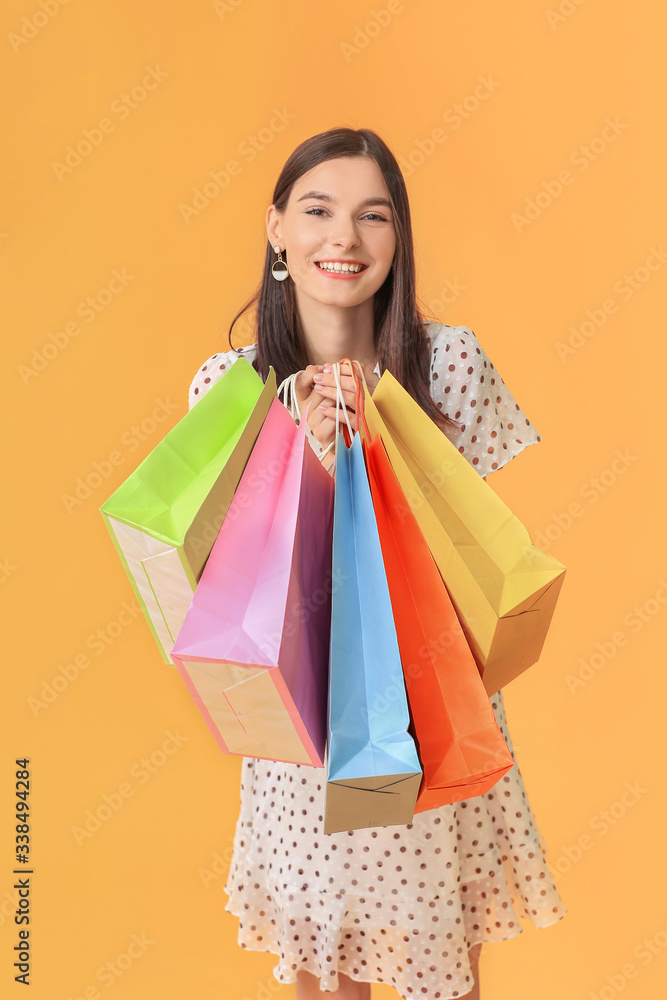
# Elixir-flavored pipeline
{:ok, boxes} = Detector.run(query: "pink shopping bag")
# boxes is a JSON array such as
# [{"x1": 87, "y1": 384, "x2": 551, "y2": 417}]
[{"x1": 170, "y1": 398, "x2": 334, "y2": 766}]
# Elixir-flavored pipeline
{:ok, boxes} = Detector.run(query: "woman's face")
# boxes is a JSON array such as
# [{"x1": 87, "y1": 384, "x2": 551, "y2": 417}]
[{"x1": 267, "y1": 156, "x2": 397, "y2": 311}]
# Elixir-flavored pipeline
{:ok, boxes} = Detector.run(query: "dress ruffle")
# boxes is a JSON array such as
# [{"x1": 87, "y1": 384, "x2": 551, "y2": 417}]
[{"x1": 222, "y1": 691, "x2": 566, "y2": 999}]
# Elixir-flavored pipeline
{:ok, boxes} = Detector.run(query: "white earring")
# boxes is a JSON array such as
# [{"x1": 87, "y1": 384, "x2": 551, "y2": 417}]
[{"x1": 272, "y1": 245, "x2": 289, "y2": 281}]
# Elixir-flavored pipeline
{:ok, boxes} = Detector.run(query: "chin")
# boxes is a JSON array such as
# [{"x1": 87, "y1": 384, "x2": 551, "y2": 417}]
[{"x1": 297, "y1": 283, "x2": 366, "y2": 306}]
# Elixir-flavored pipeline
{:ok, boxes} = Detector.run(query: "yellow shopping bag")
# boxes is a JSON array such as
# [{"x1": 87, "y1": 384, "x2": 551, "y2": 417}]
[{"x1": 361, "y1": 369, "x2": 565, "y2": 695}]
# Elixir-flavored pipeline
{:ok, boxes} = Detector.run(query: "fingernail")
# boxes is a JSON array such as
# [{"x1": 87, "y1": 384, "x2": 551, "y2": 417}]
[
  {"x1": 323, "y1": 364, "x2": 332, "y2": 372},
  {"x1": 313, "y1": 374, "x2": 323, "y2": 381}
]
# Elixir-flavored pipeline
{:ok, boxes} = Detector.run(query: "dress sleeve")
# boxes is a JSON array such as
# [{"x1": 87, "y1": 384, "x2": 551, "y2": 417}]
[
  {"x1": 188, "y1": 345, "x2": 256, "y2": 411},
  {"x1": 429, "y1": 325, "x2": 542, "y2": 477}
]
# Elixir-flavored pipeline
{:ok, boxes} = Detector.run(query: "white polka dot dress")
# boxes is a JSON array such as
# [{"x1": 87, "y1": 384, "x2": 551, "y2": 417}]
[{"x1": 188, "y1": 324, "x2": 566, "y2": 999}]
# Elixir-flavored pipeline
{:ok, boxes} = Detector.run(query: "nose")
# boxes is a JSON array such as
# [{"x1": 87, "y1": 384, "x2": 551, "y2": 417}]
[{"x1": 327, "y1": 217, "x2": 362, "y2": 249}]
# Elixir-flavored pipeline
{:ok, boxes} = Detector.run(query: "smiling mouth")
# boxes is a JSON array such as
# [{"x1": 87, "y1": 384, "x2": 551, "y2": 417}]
[{"x1": 315, "y1": 261, "x2": 368, "y2": 273}]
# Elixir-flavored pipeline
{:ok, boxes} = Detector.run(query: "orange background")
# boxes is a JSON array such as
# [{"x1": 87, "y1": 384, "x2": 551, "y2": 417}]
[{"x1": 2, "y1": 2, "x2": 665, "y2": 998}]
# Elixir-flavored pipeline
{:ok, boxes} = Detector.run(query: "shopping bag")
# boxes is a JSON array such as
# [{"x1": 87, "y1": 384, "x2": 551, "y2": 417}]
[
  {"x1": 100, "y1": 357, "x2": 276, "y2": 665},
  {"x1": 365, "y1": 369, "x2": 566, "y2": 695},
  {"x1": 362, "y1": 429, "x2": 515, "y2": 810},
  {"x1": 324, "y1": 373, "x2": 422, "y2": 835},
  {"x1": 170, "y1": 397, "x2": 334, "y2": 766}
]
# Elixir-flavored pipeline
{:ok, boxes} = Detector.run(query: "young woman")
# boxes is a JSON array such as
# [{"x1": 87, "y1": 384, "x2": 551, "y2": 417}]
[{"x1": 188, "y1": 127, "x2": 567, "y2": 1000}]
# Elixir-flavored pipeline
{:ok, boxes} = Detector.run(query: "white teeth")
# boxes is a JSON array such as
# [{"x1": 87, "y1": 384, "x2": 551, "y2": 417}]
[{"x1": 316, "y1": 261, "x2": 365, "y2": 273}]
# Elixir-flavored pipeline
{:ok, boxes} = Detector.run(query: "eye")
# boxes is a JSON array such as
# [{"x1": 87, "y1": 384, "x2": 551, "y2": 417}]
[{"x1": 304, "y1": 208, "x2": 389, "y2": 221}]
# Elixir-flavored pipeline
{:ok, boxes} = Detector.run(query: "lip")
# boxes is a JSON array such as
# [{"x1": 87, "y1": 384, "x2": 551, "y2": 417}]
[{"x1": 314, "y1": 260, "x2": 369, "y2": 280}]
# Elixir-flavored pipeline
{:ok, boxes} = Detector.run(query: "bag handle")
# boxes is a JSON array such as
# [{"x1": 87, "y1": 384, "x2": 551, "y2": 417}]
[
  {"x1": 323, "y1": 359, "x2": 373, "y2": 478},
  {"x1": 277, "y1": 371, "x2": 301, "y2": 422},
  {"x1": 278, "y1": 361, "x2": 372, "y2": 475},
  {"x1": 330, "y1": 360, "x2": 357, "y2": 451},
  {"x1": 277, "y1": 370, "x2": 338, "y2": 474},
  {"x1": 335, "y1": 358, "x2": 371, "y2": 442}
]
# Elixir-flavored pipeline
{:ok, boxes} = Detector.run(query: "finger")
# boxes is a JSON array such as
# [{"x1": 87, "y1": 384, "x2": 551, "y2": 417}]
[
  {"x1": 317, "y1": 371, "x2": 364, "y2": 396},
  {"x1": 326, "y1": 360, "x2": 366, "y2": 382},
  {"x1": 313, "y1": 387, "x2": 360, "y2": 412},
  {"x1": 295, "y1": 370, "x2": 316, "y2": 395},
  {"x1": 313, "y1": 369, "x2": 355, "y2": 384},
  {"x1": 312, "y1": 381, "x2": 345, "y2": 397},
  {"x1": 312, "y1": 374, "x2": 361, "y2": 395},
  {"x1": 320, "y1": 363, "x2": 358, "y2": 380},
  {"x1": 318, "y1": 401, "x2": 355, "y2": 417}
]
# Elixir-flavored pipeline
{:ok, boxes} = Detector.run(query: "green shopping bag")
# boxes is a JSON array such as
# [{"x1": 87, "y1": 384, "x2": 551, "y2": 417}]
[{"x1": 100, "y1": 358, "x2": 276, "y2": 665}]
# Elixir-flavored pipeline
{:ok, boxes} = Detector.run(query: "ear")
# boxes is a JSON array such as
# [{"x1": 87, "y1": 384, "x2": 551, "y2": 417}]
[{"x1": 266, "y1": 204, "x2": 282, "y2": 249}]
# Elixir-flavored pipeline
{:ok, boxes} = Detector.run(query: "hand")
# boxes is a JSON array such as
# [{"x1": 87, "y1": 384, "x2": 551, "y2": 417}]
[{"x1": 294, "y1": 360, "x2": 380, "y2": 455}]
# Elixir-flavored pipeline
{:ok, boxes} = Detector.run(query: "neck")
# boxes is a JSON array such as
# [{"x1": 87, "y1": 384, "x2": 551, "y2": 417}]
[{"x1": 294, "y1": 293, "x2": 377, "y2": 369}]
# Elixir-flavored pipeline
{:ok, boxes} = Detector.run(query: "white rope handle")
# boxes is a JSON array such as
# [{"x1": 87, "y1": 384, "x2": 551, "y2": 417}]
[
  {"x1": 277, "y1": 371, "x2": 302, "y2": 423},
  {"x1": 333, "y1": 361, "x2": 355, "y2": 443},
  {"x1": 276, "y1": 368, "x2": 347, "y2": 476},
  {"x1": 319, "y1": 437, "x2": 336, "y2": 475},
  {"x1": 315, "y1": 362, "x2": 355, "y2": 477}
]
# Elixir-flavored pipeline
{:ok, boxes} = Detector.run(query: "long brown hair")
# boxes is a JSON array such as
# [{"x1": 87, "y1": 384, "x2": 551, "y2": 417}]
[{"x1": 227, "y1": 126, "x2": 458, "y2": 432}]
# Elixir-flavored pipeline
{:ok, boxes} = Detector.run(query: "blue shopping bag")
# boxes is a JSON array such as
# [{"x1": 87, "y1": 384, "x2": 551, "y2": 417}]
[{"x1": 324, "y1": 428, "x2": 422, "y2": 835}]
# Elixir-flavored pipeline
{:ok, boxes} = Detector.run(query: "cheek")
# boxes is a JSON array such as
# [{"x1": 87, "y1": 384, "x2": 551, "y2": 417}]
[
  {"x1": 292, "y1": 246, "x2": 317, "y2": 271},
  {"x1": 369, "y1": 238, "x2": 396, "y2": 268}
]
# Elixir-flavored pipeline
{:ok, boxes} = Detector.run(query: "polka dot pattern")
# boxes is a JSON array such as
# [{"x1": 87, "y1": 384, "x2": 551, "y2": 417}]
[
  {"x1": 188, "y1": 345, "x2": 253, "y2": 411},
  {"x1": 221, "y1": 694, "x2": 566, "y2": 999},
  {"x1": 428, "y1": 326, "x2": 541, "y2": 477},
  {"x1": 188, "y1": 324, "x2": 564, "y2": 998}
]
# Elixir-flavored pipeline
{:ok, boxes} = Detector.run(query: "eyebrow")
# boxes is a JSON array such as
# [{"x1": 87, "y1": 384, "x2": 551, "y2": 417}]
[{"x1": 295, "y1": 190, "x2": 393, "y2": 210}]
